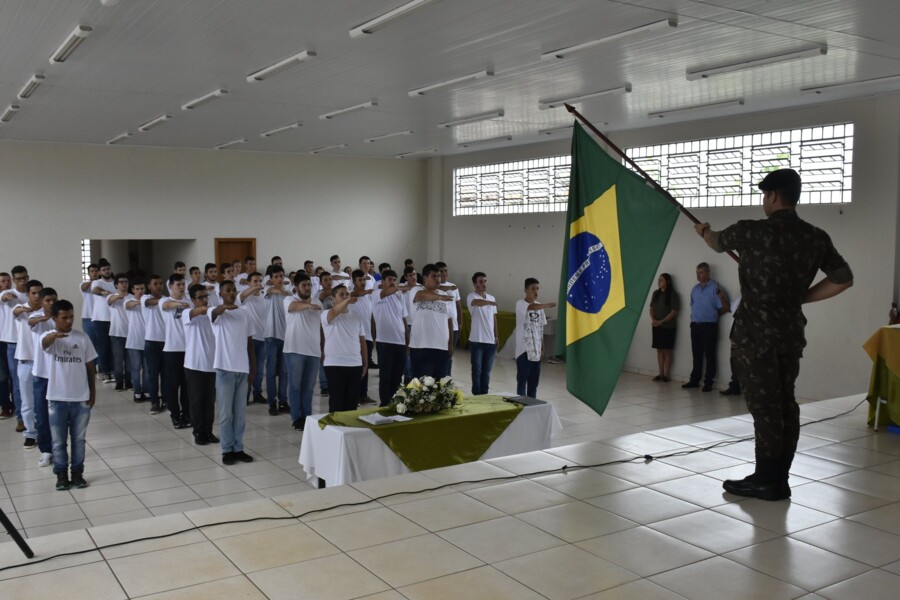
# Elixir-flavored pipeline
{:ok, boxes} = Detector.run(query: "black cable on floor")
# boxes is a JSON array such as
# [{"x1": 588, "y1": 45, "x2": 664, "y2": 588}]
[{"x1": 0, "y1": 396, "x2": 869, "y2": 573}]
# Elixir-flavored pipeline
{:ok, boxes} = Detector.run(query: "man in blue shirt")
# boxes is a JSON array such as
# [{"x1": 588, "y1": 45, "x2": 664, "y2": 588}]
[{"x1": 683, "y1": 262, "x2": 728, "y2": 392}]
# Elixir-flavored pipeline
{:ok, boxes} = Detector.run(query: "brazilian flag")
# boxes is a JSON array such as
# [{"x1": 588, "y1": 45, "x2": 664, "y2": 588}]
[{"x1": 556, "y1": 123, "x2": 679, "y2": 415}]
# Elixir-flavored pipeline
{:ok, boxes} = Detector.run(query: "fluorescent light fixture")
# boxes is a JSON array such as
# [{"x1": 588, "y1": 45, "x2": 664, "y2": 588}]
[
  {"x1": 457, "y1": 135, "x2": 512, "y2": 149},
  {"x1": 396, "y1": 148, "x2": 437, "y2": 158},
  {"x1": 437, "y1": 109, "x2": 504, "y2": 128},
  {"x1": 648, "y1": 99, "x2": 744, "y2": 119},
  {"x1": 319, "y1": 100, "x2": 377, "y2": 120},
  {"x1": 408, "y1": 69, "x2": 493, "y2": 97},
  {"x1": 541, "y1": 18, "x2": 677, "y2": 61},
  {"x1": 49, "y1": 25, "x2": 93, "y2": 64},
  {"x1": 538, "y1": 125, "x2": 574, "y2": 136},
  {"x1": 800, "y1": 73, "x2": 900, "y2": 95},
  {"x1": 214, "y1": 138, "x2": 247, "y2": 150},
  {"x1": 181, "y1": 88, "x2": 228, "y2": 111},
  {"x1": 0, "y1": 104, "x2": 20, "y2": 123},
  {"x1": 260, "y1": 122, "x2": 302, "y2": 138},
  {"x1": 538, "y1": 84, "x2": 631, "y2": 110},
  {"x1": 100, "y1": 0, "x2": 121, "y2": 6},
  {"x1": 309, "y1": 143, "x2": 348, "y2": 154},
  {"x1": 137, "y1": 113, "x2": 171, "y2": 132},
  {"x1": 106, "y1": 131, "x2": 132, "y2": 145},
  {"x1": 246, "y1": 49, "x2": 317, "y2": 83},
  {"x1": 686, "y1": 44, "x2": 826, "y2": 80},
  {"x1": 350, "y1": 0, "x2": 440, "y2": 38},
  {"x1": 17, "y1": 74, "x2": 46, "y2": 100},
  {"x1": 365, "y1": 129, "x2": 413, "y2": 143}
]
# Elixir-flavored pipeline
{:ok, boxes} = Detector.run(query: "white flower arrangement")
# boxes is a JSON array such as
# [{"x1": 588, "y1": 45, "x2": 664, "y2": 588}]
[{"x1": 390, "y1": 376, "x2": 463, "y2": 415}]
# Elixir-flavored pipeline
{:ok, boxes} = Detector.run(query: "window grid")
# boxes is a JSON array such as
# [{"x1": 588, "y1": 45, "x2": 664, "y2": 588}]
[
  {"x1": 453, "y1": 156, "x2": 571, "y2": 216},
  {"x1": 627, "y1": 123, "x2": 854, "y2": 207},
  {"x1": 81, "y1": 239, "x2": 91, "y2": 280}
]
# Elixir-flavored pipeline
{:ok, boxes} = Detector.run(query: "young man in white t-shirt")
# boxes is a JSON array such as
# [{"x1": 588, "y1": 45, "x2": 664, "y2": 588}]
[
  {"x1": 142, "y1": 275, "x2": 166, "y2": 415},
  {"x1": 284, "y1": 273, "x2": 323, "y2": 430},
  {"x1": 238, "y1": 272, "x2": 267, "y2": 403},
  {"x1": 329, "y1": 255, "x2": 350, "y2": 285},
  {"x1": 90, "y1": 259, "x2": 116, "y2": 383},
  {"x1": 107, "y1": 273, "x2": 132, "y2": 391},
  {"x1": 467, "y1": 271, "x2": 499, "y2": 396},
  {"x1": 349, "y1": 270, "x2": 376, "y2": 405},
  {"x1": 13, "y1": 279, "x2": 43, "y2": 448},
  {"x1": 515, "y1": 278, "x2": 556, "y2": 398},
  {"x1": 79, "y1": 263, "x2": 99, "y2": 371},
  {"x1": 210, "y1": 281, "x2": 257, "y2": 465},
  {"x1": 30, "y1": 287, "x2": 58, "y2": 467},
  {"x1": 0, "y1": 272, "x2": 10, "y2": 420},
  {"x1": 188, "y1": 266, "x2": 202, "y2": 288},
  {"x1": 373, "y1": 269, "x2": 408, "y2": 406},
  {"x1": 436, "y1": 262, "x2": 462, "y2": 375},
  {"x1": 321, "y1": 285, "x2": 367, "y2": 413},
  {"x1": 42, "y1": 299, "x2": 97, "y2": 491},
  {"x1": 409, "y1": 264, "x2": 455, "y2": 380},
  {"x1": 160, "y1": 273, "x2": 192, "y2": 428},
  {"x1": 125, "y1": 279, "x2": 148, "y2": 403},
  {"x1": 264, "y1": 266, "x2": 290, "y2": 415},
  {"x1": 2, "y1": 265, "x2": 29, "y2": 425},
  {"x1": 183, "y1": 285, "x2": 218, "y2": 446}
]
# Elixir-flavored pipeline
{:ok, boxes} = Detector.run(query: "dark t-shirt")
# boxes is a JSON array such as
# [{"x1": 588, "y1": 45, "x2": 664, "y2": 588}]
[{"x1": 649, "y1": 290, "x2": 680, "y2": 329}]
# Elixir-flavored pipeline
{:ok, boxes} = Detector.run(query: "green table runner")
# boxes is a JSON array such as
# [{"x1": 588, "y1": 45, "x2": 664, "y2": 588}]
[
  {"x1": 459, "y1": 308, "x2": 516, "y2": 352},
  {"x1": 318, "y1": 395, "x2": 524, "y2": 471},
  {"x1": 867, "y1": 356, "x2": 900, "y2": 427}
]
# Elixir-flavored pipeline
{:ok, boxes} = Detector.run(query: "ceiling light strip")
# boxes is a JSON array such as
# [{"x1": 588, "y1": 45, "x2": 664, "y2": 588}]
[
  {"x1": 409, "y1": 69, "x2": 493, "y2": 97},
  {"x1": 396, "y1": 148, "x2": 437, "y2": 158},
  {"x1": 309, "y1": 143, "x2": 348, "y2": 154},
  {"x1": 215, "y1": 138, "x2": 248, "y2": 150},
  {"x1": 49, "y1": 25, "x2": 93, "y2": 64},
  {"x1": 800, "y1": 73, "x2": 900, "y2": 95},
  {"x1": 365, "y1": 129, "x2": 413, "y2": 143},
  {"x1": 106, "y1": 131, "x2": 132, "y2": 145},
  {"x1": 350, "y1": 0, "x2": 440, "y2": 38},
  {"x1": 137, "y1": 113, "x2": 172, "y2": 132},
  {"x1": 538, "y1": 125, "x2": 574, "y2": 136},
  {"x1": 686, "y1": 45, "x2": 826, "y2": 80},
  {"x1": 319, "y1": 101, "x2": 377, "y2": 120},
  {"x1": 17, "y1": 74, "x2": 46, "y2": 100},
  {"x1": 648, "y1": 99, "x2": 744, "y2": 119},
  {"x1": 437, "y1": 109, "x2": 504, "y2": 128},
  {"x1": 182, "y1": 88, "x2": 228, "y2": 111},
  {"x1": 541, "y1": 18, "x2": 677, "y2": 61},
  {"x1": 0, "y1": 104, "x2": 21, "y2": 123},
  {"x1": 260, "y1": 122, "x2": 302, "y2": 138},
  {"x1": 538, "y1": 84, "x2": 631, "y2": 110},
  {"x1": 246, "y1": 49, "x2": 317, "y2": 83},
  {"x1": 457, "y1": 135, "x2": 512, "y2": 148}
]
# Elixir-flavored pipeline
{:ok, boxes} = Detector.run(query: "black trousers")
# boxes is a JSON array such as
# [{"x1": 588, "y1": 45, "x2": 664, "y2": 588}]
[
  {"x1": 325, "y1": 365, "x2": 362, "y2": 413},
  {"x1": 185, "y1": 368, "x2": 215, "y2": 437},
  {"x1": 376, "y1": 342, "x2": 406, "y2": 406},
  {"x1": 162, "y1": 351, "x2": 189, "y2": 423},
  {"x1": 359, "y1": 340, "x2": 374, "y2": 400},
  {"x1": 689, "y1": 322, "x2": 718, "y2": 385}
]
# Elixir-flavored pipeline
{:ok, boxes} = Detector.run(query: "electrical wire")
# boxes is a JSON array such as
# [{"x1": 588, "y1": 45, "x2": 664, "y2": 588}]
[{"x1": 0, "y1": 396, "x2": 869, "y2": 573}]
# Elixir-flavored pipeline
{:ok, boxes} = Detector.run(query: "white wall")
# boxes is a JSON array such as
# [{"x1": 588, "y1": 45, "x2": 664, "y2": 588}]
[
  {"x1": 437, "y1": 94, "x2": 900, "y2": 400},
  {"x1": 0, "y1": 142, "x2": 428, "y2": 318}
]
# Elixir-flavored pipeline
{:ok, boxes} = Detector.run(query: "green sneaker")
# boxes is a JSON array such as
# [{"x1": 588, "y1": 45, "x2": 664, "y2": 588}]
[
  {"x1": 70, "y1": 473, "x2": 88, "y2": 489},
  {"x1": 55, "y1": 473, "x2": 71, "y2": 491}
]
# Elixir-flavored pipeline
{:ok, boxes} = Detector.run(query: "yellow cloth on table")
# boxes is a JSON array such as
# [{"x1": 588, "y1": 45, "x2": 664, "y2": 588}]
[{"x1": 863, "y1": 326, "x2": 900, "y2": 427}]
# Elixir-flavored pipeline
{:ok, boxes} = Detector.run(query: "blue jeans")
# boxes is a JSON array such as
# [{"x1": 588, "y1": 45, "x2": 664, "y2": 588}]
[
  {"x1": 33, "y1": 376, "x2": 51, "y2": 453},
  {"x1": 265, "y1": 337, "x2": 287, "y2": 406},
  {"x1": 49, "y1": 400, "x2": 92, "y2": 475},
  {"x1": 111, "y1": 336, "x2": 129, "y2": 385},
  {"x1": 376, "y1": 342, "x2": 406, "y2": 406},
  {"x1": 410, "y1": 348, "x2": 450, "y2": 380},
  {"x1": 516, "y1": 352, "x2": 541, "y2": 398},
  {"x1": 470, "y1": 342, "x2": 497, "y2": 396},
  {"x1": 286, "y1": 353, "x2": 319, "y2": 423},
  {"x1": 216, "y1": 370, "x2": 248, "y2": 453},
  {"x1": 128, "y1": 348, "x2": 147, "y2": 395},
  {"x1": 144, "y1": 340, "x2": 164, "y2": 403},
  {"x1": 6, "y1": 343, "x2": 21, "y2": 419},
  {"x1": 92, "y1": 320, "x2": 112, "y2": 374},
  {"x1": 252, "y1": 339, "x2": 265, "y2": 395}
]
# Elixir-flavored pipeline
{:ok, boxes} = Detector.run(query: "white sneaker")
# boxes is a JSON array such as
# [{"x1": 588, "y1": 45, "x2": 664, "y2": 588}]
[{"x1": 38, "y1": 452, "x2": 52, "y2": 467}]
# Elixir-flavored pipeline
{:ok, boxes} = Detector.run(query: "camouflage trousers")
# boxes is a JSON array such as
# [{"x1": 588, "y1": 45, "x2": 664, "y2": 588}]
[{"x1": 732, "y1": 344, "x2": 802, "y2": 463}]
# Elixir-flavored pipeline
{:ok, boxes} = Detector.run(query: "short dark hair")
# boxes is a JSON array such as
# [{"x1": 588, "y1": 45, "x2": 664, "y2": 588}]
[
  {"x1": 248, "y1": 271, "x2": 262, "y2": 279},
  {"x1": 435, "y1": 261, "x2": 447, "y2": 270},
  {"x1": 351, "y1": 269, "x2": 365, "y2": 280},
  {"x1": 330, "y1": 254, "x2": 340, "y2": 263},
  {"x1": 12, "y1": 265, "x2": 28, "y2": 276},
  {"x1": 271, "y1": 256, "x2": 281, "y2": 264},
  {"x1": 128, "y1": 278, "x2": 145, "y2": 294},
  {"x1": 204, "y1": 263, "x2": 216, "y2": 273},
  {"x1": 0, "y1": 272, "x2": 8, "y2": 278},
  {"x1": 219, "y1": 262, "x2": 232, "y2": 272},
  {"x1": 382, "y1": 269, "x2": 397, "y2": 279},
  {"x1": 148, "y1": 274, "x2": 163, "y2": 283},
  {"x1": 114, "y1": 273, "x2": 128, "y2": 284},
  {"x1": 98, "y1": 259, "x2": 110, "y2": 268},
  {"x1": 403, "y1": 266, "x2": 416, "y2": 276},
  {"x1": 189, "y1": 266, "x2": 200, "y2": 275},
  {"x1": 293, "y1": 272, "x2": 310, "y2": 286},
  {"x1": 331, "y1": 284, "x2": 347, "y2": 297},
  {"x1": 404, "y1": 258, "x2": 414, "y2": 266},
  {"x1": 524, "y1": 277, "x2": 539, "y2": 288},
  {"x1": 51, "y1": 299, "x2": 74, "y2": 316},
  {"x1": 378, "y1": 262, "x2": 390, "y2": 272},
  {"x1": 188, "y1": 284, "x2": 207, "y2": 300},
  {"x1": 174, "y1": 261, "x2": 186, "y2": 269},
  {"x1": 245, "y1": 255, "x2": 255, "y2": 262},
  {"x1": 168, "y1": 273, "x2": 184, "y2": 285},
  {"x1": 220, "y1": 280, "x2": 236, "y2": 292},
  {"x1": 758, "y1": 168, "x2": 802, "y2": 206},
  {"x1": 696, "y1": 262, "x2": 710, "y2": 271},
  {"x1": 25, "y1": 279, "x2": 43, "y2": 292},
  {"x1": 39, "y1": 287, "x2": 57, "y2": 299},
  {"x1": 471, "y1": 272, "x2": 486, "y2": 284},
  {"x1": 359, "y1": 256, "x2": 370, "y2": 265},
  {"x1": 422, "y1": 264, "x2": 439, "y2": 277},
  {"x1": 269, "y1": 266, "x2": 285, "y2": 276},
  {"x1": 87, "y1": 263, "x2": 99, "y2": 271}
]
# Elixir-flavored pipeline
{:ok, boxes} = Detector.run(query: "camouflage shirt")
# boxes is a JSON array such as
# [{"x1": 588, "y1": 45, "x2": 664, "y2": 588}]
[{"x1": 710, "y1": 209, "x2": 852, "y2": 352}]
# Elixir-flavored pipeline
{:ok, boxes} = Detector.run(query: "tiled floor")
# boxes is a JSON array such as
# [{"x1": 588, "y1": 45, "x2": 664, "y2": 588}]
[{"x1": 0, "y1": 351, "x2": 898, "y2": 599}]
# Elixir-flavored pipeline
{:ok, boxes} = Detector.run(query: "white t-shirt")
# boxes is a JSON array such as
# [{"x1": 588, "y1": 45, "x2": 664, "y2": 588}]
[
  {"x1": 409, "y1": 289, "x2": 452, "y2": 350},
  {"x1": 141, "y1": 295, "x2": 166, "y2": 343},
  {"x1": 30, "y1": 309, "x2": 54, "y2": 379},
  {"x1": 160, "y1": 296, "x2": 192, "y2": 352},
  {"x1": 363, "y1": 274, "x2": 377, "y2": 291},
  {"x1": 209, "y1": 307, "x2": 254, "y2": 373},
  {"x1": 237, "y1": 292, "x2": 267, "y2": 342},
  {"x1": 14, "y1": 305, "x2": 37, "y2": 361},
  {"x1": 467, "y1": 292, "x2": 497, "y2": 344},
  {"x1": 207, "y1": 283, "x2": 222, "y2": 308},
  {"x1": 125, "y1": 295, "x2": 146, "y2": 351},
  {"x1": 373, "y1": 291, "x2": 408, "y2": 345},
  {"x1": 90, "y1": 279, "x2": 116, "y2": 321},
  {"x1": 0, "y1": 290, "x2": 27, "y2": 343},
  {"x1": 108, "y1": 293, "x2": 129, "y2": 338},
  {"x1": 80, "y1": 280, "x2": 94, "y2": 320},
  {"x1": 42, "y1": 329, "x2": 98, "y2": 401},
  {"x1": 182, "y1": 309, "x2": 215, "y2": 372},
  {"x1": 515, "y1": 299, "x2": 547, "y2": 360},
  {"x1": 321, "y1": 310, "x2": 364, "y2": 367},
  {"x1": 348, "y1": 292, "x2": 374, "y2": 342},
  {"x1": 264, "y1": 289, "x2": 288, "y2": 340},
  {"x1": 443, "y1": 282, "x2": 461, "y2": 331},
  {"x1": 283, "y1": 295, "x2": 323, "y2": 357}
]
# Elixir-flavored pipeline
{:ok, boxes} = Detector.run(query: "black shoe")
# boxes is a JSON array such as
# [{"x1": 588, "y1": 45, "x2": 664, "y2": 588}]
[
  {"x1": 682, "y1": 381, "x2": 700, "y2": 389},
  {"x1": 320, "y1": 389, "x2": 329, "y2": 396},
  {"x1": 181, "y1": 420, "x2": 192, "y2": 429},
  {"x1": 268, "y1": 407, "x2": 279, "y2": 416},
  {"x1": 115, "y1": 382, "x2": 124, "y2": 391},
  {"x1": 207, "y1": 433, "x2": 219, "y2": 443},
  {"x1": 233, "y1": 451, "x2": 254, "y2": 463},
  {"x1": 369, "y1": 362, "x2": 379, "y2": 370},
  {"x1": 70, "y1": 472, "x2": 88, "y2": 489},
  {"x1": 141, "y1": 393, "x2": 150, "y2": 401},
  {"x1": 149, "y1": 403, "x2": 162, "y2": 415},
  {"x1": 279, "y1": 401, "x2": 290, "y2": 413},
  {"x1": 24, "y1": 438, "x2": 36, "y2": 449},
  {"x1": 173, "y1": 419, "x2": 189, "y2": 430},
  {"x1": 194, "y1": 433, "x2": 209, "y2": 445},
  {"x1": 125, "y1": 382, "x2": 133, "y2": 391},
  {"x1": 292, "y1": 418, "x2": 305, "y2": 431},
  {"x1": 133, "y1": 394, "x2": 147, "y2": 403},
  {"x1": 723, "y1": 478, "x2": 790, "y2": 501},
  {"x1": 701, "y1": 384, "x2": 713, "y2": 392},
  {"x1": 222, "y1": 452, "x2": 236, "y2": 465},
  {"x1": 56, "y1": 472, "x2": 71, "y2": 491},
  {"x1": 720, "y1": 387, "x2": 741, "y2": 396},
  {"x1": 253, "y1": 393, "x2": 268, "y2": 404}
]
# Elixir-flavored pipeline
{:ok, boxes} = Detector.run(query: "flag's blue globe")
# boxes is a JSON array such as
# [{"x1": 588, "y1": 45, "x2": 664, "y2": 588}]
[{"x1": 567, "y1": 231, "x2": 612, "y2": 314}]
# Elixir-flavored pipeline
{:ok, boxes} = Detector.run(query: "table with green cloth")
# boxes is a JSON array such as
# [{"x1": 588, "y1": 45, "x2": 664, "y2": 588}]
[
  {"x1": 298, "y1": 395, "x2": 561, "y2": 486},
  {"x1": 458, "y1": 308, "x2": 516, "y2": 352},
  {"x1": 863, "y1": 325, "x2": 900, "y2": 428}
]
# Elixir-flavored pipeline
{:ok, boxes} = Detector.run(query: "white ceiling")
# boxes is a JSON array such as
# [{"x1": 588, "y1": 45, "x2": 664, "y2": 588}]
[{"x1": 1, "y1": 0, "x2": 899, "y2": 158}]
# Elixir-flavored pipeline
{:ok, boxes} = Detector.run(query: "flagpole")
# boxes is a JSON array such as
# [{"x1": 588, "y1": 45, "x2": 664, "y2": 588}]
[{"x1": 565, "y1": 103, "x2": 740, "y2": 263}]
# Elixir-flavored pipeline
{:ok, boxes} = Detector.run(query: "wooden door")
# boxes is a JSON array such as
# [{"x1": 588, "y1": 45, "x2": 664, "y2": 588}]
[{"x1": 215, "y1": 238, "x2": 256, "y2": 280}]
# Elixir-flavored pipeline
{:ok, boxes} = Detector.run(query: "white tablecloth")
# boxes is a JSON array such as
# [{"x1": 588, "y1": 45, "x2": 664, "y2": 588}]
[{"x1": 298, "y1": 401, "x2": 562, "y2": 486}]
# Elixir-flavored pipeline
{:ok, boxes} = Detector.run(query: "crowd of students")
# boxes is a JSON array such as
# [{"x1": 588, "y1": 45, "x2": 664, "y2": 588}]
[{"x1": 0, "y1": 254, "x2": 556, "y2": 492}]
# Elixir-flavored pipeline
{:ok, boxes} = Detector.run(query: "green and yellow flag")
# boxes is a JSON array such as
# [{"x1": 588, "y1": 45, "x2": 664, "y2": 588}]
[{"x1": 556, "y1": 123, "x2": 679, "y2": 415}]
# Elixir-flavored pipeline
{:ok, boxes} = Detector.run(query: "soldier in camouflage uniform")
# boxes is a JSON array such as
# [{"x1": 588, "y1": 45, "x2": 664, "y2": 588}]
[{"x1": 695, "y1": 168, "x2": 853, "y2": 501}]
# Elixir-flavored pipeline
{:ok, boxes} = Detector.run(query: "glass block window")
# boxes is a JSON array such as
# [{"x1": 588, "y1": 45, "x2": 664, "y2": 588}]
[
  {"x1": 81, "y1": 239, "x2": 91, "y2": 280},
  {"x1": 453, "y1": 156, "x2": 571, "y2": 216},
  {"x1": 626, "y1": 123, "x2": 853, "y2": 207}
]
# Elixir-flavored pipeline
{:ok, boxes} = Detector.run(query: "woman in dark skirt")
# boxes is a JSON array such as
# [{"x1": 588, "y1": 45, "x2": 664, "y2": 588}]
[{"x1": 649, "y1": 273, "x2": 679, "y2": 382}]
